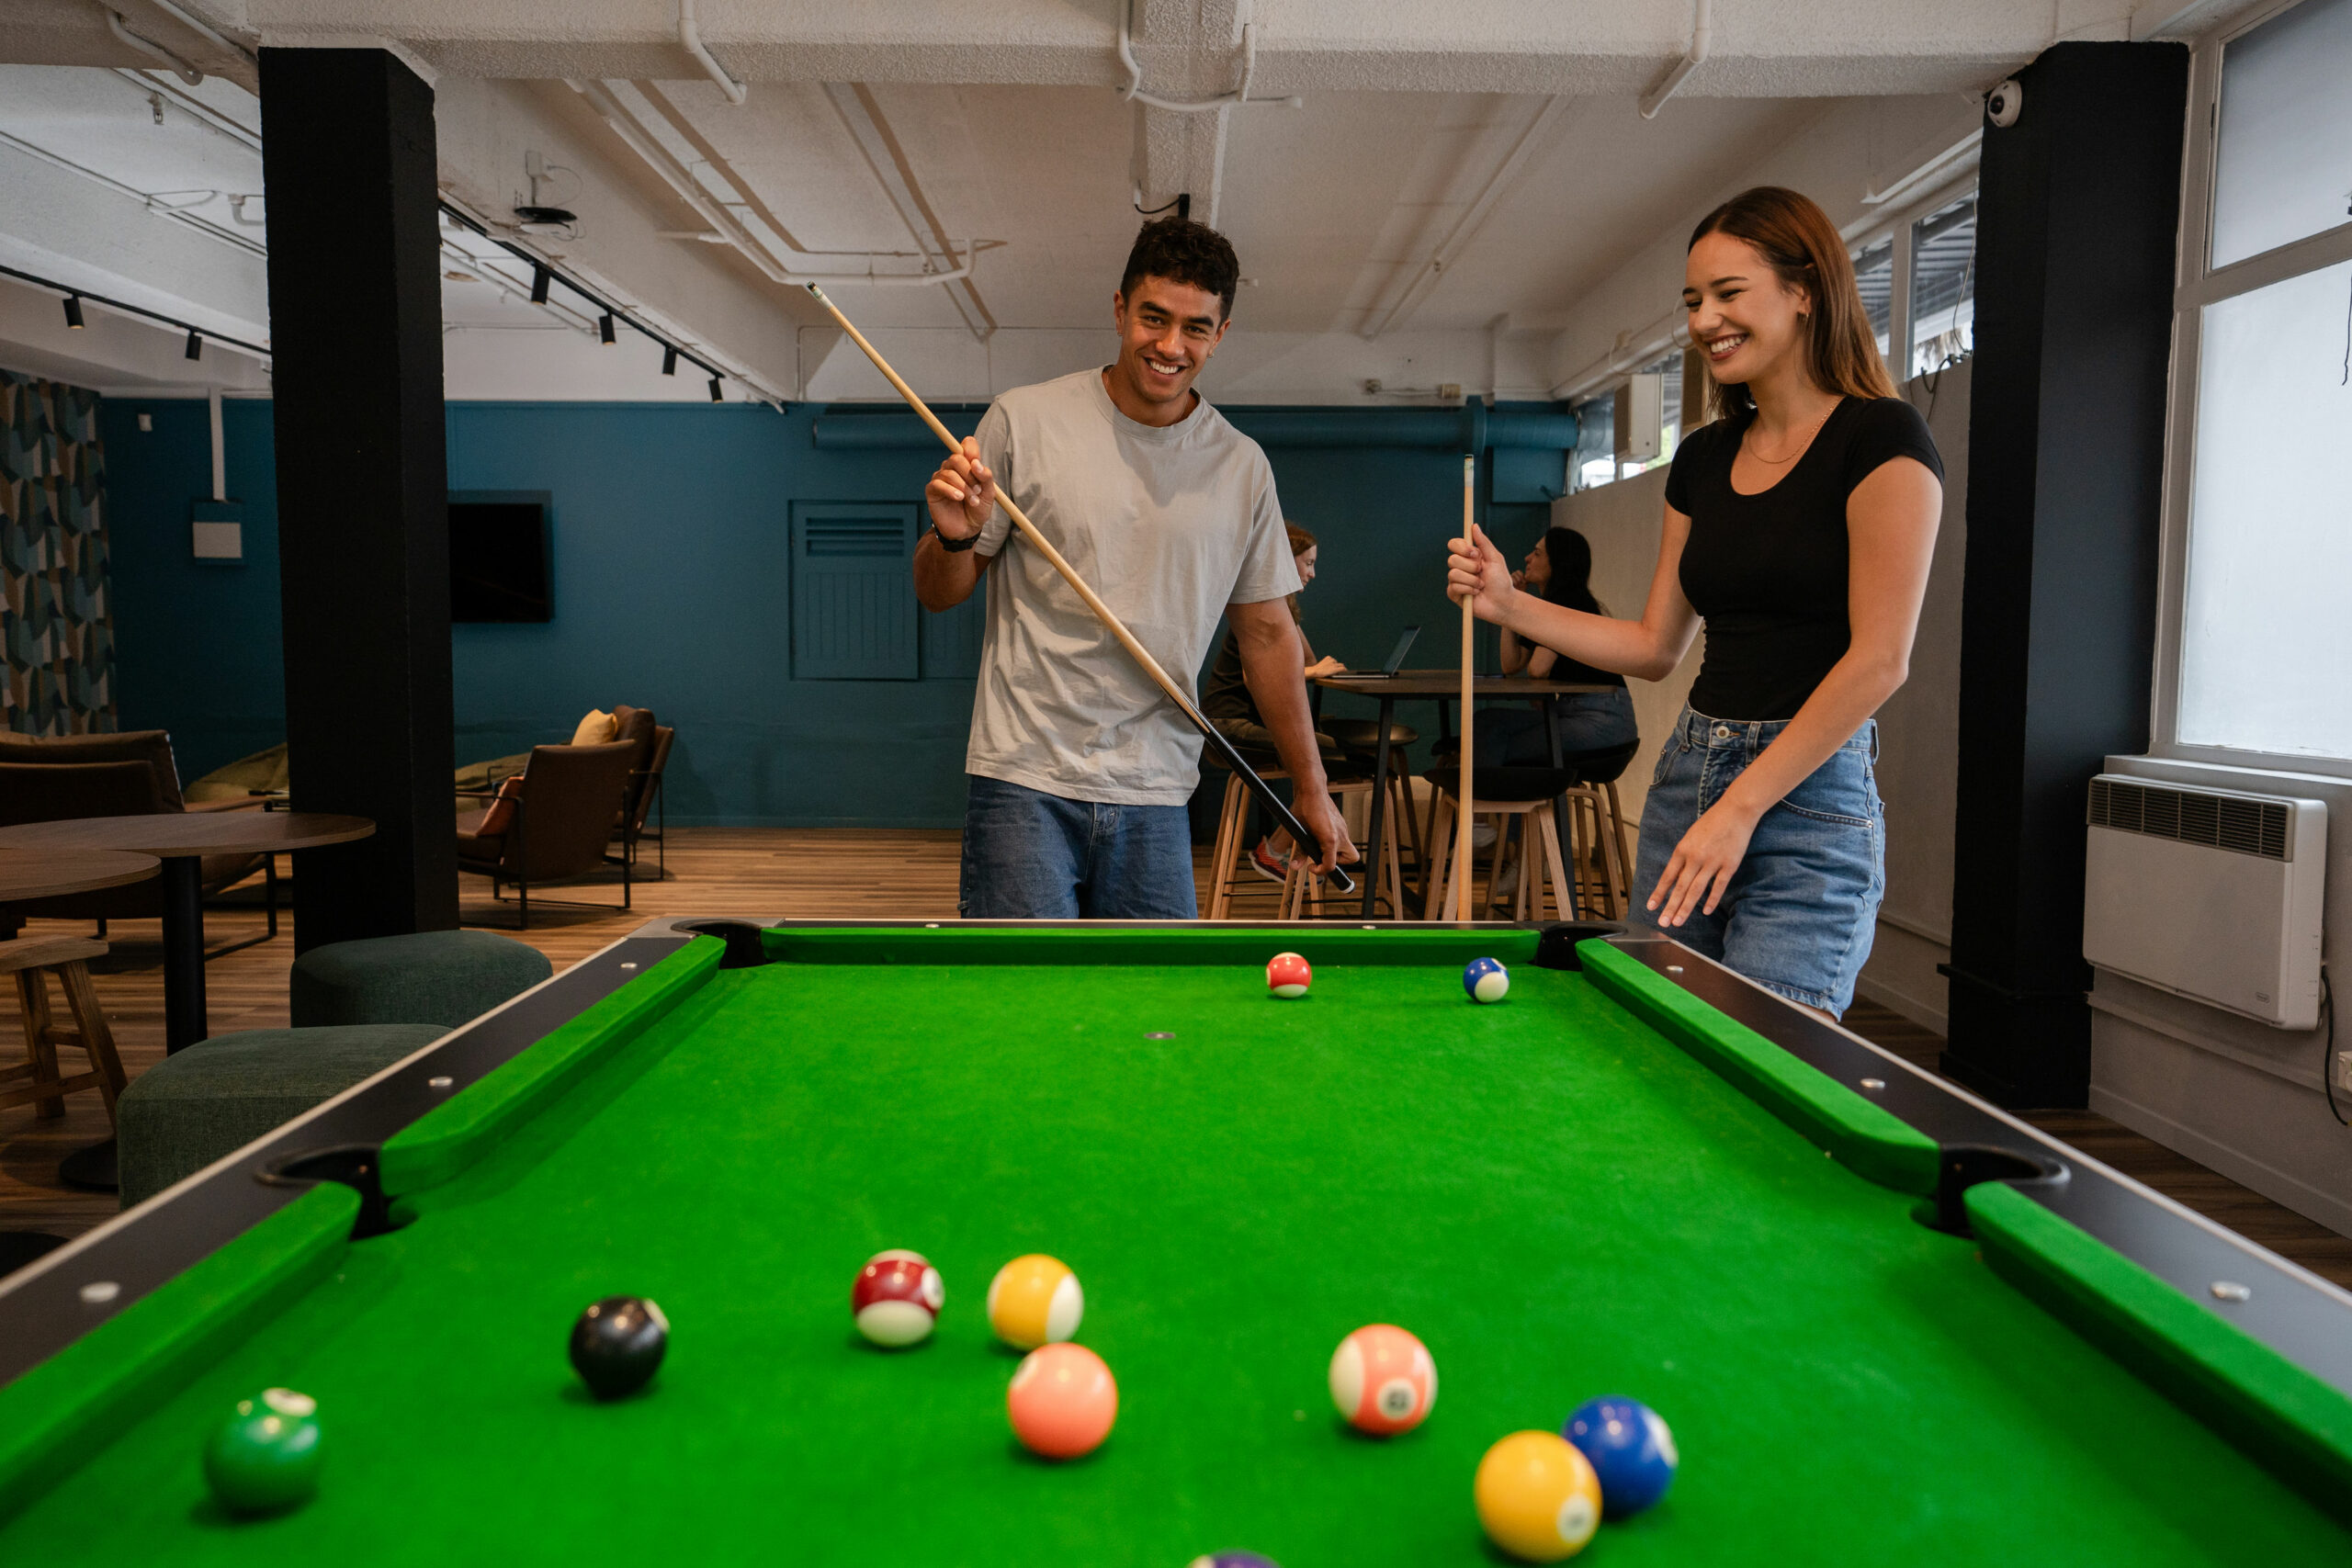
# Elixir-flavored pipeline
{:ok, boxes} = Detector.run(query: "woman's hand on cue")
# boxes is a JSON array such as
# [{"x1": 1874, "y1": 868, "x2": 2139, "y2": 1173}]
[
  {"x1": 926, "y1": 437, "x2": 994, "y2": 540},
  {"x1": 1646, "y1": 796, "x2": 1760, "y2": 927},
  {"x1": 1446, "y1": 525, "x2": 1517, "y2": 625}
]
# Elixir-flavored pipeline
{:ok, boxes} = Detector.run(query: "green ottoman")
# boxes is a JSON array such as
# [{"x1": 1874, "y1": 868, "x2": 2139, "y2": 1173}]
[
  {"x1": 289, "y1": 930, "x2": 552, "y2": 1029},
  {"x1": 117, "y1": 1025, "x2": 446, "y2": 1209}
]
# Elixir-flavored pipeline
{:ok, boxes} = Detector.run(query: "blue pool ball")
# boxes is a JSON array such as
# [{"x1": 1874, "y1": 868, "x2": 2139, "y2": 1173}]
[
  {"x1": 1565, "y1": 1395, "x2": 1678, "y2": 1516},
  {"x1": 1463, "y1": 956, "x2": 1510, "y2": 1004}
]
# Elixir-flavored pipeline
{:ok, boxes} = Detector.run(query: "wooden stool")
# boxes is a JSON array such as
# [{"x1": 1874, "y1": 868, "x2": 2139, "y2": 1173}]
[
  {"x1": 1277, "y1": 777, "x2": 1408, "y2": 920},
  {"x1": 1420, "y1": 777, "x2": 1577, "y2": 922},
  {"x1": 1204, "y1": 764, "x2": 1290, "y2": 919},
  {"x1": 1558, "y1": 777, "x2": 1634, "y2": 919},
  {"x1": 1, "y1": 936, "x2": 127, "y2": 1124}
]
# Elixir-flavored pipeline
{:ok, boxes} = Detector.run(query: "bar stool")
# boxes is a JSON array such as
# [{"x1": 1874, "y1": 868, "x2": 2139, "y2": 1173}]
[
  {"x1": 1559, "y1": 741, "x2": 1639, "y2": 919},
  {"x1": 1204, "y1": 757, "x2": 1290, "y2": 919},
  {"x1": 1325, "y1": 717, "x2": 1426, "y2": 888},
  {"x1": 1419, "y1": 766, "x2": 1584, "y2": 921},
  {"x1": 1, "y1": 936, "x2": 127, "y2": 1126},
  {"x1": 1275, "y1": 776, "x2": 1408, "y2": 919}
]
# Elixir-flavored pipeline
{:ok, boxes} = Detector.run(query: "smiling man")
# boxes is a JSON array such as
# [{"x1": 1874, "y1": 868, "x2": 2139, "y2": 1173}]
[{"x1": 913, "y1": 217, "x2": 1351, "y2": 919}]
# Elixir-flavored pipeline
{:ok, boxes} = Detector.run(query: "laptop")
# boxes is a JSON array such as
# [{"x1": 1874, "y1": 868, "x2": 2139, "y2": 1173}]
[{"x1": 1344, "y1": 625, "x2": 1420, "y2": 679}]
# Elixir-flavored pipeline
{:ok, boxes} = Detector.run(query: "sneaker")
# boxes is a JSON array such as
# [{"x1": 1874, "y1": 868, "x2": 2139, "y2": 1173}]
[
  {"x1": 1491, "y1": 860, "x2": 1520, "y2": 900},
  {"x1": 1250, "y1": 838, "x2": 1292, "y2": 883},
  {"x1": 1471, "y1": 821, "x2": 1498, "y2": 851}
]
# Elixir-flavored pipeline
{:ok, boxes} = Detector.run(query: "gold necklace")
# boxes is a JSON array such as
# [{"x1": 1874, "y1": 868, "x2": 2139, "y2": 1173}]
[{"x1": 1745, "y1": 400, "x2": 1837, "y2": 466}]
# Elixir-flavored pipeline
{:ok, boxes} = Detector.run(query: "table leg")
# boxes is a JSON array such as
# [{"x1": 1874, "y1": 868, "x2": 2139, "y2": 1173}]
[
  {"x1": 159, "y1": 856, "x2": 208, "y2": 1054},
  {"x1": 1361, "y1": 697, "x2": 1396, "y2": 919},
  {"x1": 1543, "y1": 698, "x2": 1577, "y2": 919}
]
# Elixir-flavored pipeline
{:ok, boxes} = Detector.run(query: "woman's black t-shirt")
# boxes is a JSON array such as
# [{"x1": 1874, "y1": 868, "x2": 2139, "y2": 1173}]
[{"x1": 1665, "y1": 396, "x2": 1942, "y2": 721}]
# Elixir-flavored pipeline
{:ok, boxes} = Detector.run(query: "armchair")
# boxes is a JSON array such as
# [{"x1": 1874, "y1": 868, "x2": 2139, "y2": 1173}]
[{"x1": 455, "y1": 740, "x2": 639, "y2": 930}]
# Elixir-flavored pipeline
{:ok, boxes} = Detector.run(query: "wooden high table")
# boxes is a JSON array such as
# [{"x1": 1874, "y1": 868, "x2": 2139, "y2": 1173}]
[
  {"x1": 1311, "y1": 668, "x2": 1613, "y2": 919},
  {"x1": 0, "y1": 848, "x2": 161, "y2": 904},
  {"x1": 0, "y1": 813, "x2": 373, "y2": 1055}
]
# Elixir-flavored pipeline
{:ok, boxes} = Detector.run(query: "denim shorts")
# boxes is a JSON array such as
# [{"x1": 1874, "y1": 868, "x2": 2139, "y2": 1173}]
[
  {"x1": 1629, "y1": 705, "x2": 1883, "y2": 1016},
  {"x1": 959, "y1": 773, "x2": 1197, "y2": 919}
]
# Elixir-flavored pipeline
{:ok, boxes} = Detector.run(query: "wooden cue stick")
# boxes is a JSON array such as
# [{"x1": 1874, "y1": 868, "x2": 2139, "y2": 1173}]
[
  {"x1": 1455, "y1": 453, "x2": 1476, "y2": 921},
  {"x1": 803, "y1": 283, "x2": 1355, "y2": 895}
]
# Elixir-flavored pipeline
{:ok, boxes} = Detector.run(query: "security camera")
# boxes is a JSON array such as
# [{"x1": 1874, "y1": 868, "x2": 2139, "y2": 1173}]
[{"x1": 1986, "y1": 78, "x2": 2023, "y2": 130}]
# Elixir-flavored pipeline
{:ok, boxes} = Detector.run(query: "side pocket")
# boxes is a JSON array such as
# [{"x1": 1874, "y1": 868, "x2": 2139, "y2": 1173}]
[{"x1": 1651, "y1": 740, "x2": 1677, "y2": 788}]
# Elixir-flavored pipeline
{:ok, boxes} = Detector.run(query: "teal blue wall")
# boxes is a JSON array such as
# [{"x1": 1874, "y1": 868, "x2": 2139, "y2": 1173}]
[{"x1": 98, "y1": 398, "x2": 1567, "y2": 827}]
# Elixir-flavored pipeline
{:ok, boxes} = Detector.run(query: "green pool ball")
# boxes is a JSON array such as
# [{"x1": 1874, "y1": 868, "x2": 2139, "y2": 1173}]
[{"x1": 202, "y1": 1388, "x2": 322, "y2": 1515}]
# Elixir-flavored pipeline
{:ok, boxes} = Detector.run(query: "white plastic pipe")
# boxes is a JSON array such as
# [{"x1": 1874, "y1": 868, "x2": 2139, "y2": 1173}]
[
  {"x1": 1119, "y1": 8, "x2": 1297, "y2": 112},
  {"x1": 678, "y1": 0, "x2": 746, "y2": 107},
  {"x1": 1638, "y1": 0, "x2": 1712, "y2": 119},
  {"x1": 104, "y1": 8, "x2": 202, "y2": 85}
]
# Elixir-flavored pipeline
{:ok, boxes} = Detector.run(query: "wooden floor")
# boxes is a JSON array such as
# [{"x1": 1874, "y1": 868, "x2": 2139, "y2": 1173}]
[{"x1": 5, "y1": 827, "x2": 2346, "y2": 1294}]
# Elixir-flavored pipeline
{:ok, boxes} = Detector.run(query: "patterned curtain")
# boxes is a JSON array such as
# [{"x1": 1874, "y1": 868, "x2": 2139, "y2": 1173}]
[{"x1": 0, "y1": 368, "x2": 116, "y2": 735}]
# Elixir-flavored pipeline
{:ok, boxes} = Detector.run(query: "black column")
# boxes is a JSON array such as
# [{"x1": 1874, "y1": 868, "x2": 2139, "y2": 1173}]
[
  {"x1": 259, "y1": 49, "x2": 458, "y2": 950},
  {"x1": 1940, "y1": 41, "x2": 2188, "y2": 1107}
]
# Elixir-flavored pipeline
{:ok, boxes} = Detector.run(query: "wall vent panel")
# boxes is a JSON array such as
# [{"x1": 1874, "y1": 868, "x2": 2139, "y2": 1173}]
[{"x1": 789, "y1": 502, "x2": 919, "y2": 680}]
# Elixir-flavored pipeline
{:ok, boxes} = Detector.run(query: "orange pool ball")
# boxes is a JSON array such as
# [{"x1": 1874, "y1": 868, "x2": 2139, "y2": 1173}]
[
  {"x1": 1006, "y1": 1342, "x2": 1118, "y2": 1460},
  {"x1": 1329, "y1": 1323, "x2": 1437, "y2": 1435}
]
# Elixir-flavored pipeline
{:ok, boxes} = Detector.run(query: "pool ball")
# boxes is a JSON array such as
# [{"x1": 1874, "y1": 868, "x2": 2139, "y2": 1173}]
[
  {"x1": 1006, "y1": 1341, "x2": 1118, "y2": 1459},
  {"x1": 1565, "y1": 1395, "x2": 1678, "y2": 1516},
  {"x1": 1328, "y1": 1323, "x2": 1437, "y2": 1435},
  {"x1": 988, "y1": 1254, "x2": 1084, "y2": 1349},
  {"x1": 569, "y1": 1295, "x2": 669, "y2": 1400},
  {"x1": 1464, "y1": 956, "x2": 1510, "y2": 1003},
  {"x1": 1187, "y1": 1555, "x2": 1282, "y2": 1568},
  {"x1": 1475, "y1": 1429, "x2": 1602, "y2": 1562},
  {"x1": 853, "y1": 1248, "x2": 944, "y2": 1348},
  {"x1": 1266, "y1": 952, "x2": 1312, "y2": 998},
  {"x1": 202, "y1": 1387, "x2": 322, "y2": 1516}
]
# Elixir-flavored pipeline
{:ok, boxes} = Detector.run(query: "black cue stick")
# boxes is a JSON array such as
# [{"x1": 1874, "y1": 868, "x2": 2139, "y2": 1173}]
[{"x1": 803, "y1": 284, "x2": 1356, "y2": 896}]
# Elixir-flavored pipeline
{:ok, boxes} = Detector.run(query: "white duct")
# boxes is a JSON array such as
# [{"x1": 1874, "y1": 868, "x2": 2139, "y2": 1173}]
[
  {"x1": 1117, "y1": 6, "x2": 1299, "y2": 113},
  {"x1": 1639, "y1": 0, "x2": 1712, "y2": 119},
  {"x1": 103, "y1": 7, "x2": 202, "y2": 85},
  {"x1": 678, "y1": 0, "x2": 746, "y2": 107}
]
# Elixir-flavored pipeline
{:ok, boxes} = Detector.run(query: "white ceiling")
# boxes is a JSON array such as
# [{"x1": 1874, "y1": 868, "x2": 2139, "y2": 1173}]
[{"x1": 0, "y1": 0, "x2": 2255, "y2": 400}]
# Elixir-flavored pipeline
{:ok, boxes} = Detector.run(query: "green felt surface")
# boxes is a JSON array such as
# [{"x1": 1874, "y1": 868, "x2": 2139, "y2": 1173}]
[{"x1": 4, "y1": 938, "x2": 2346, "y2": 1564}]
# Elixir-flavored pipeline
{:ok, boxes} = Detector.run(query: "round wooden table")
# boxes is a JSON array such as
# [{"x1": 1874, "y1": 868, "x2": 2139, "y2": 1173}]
[
  {"x1": 0, "y1": 813, "x2": 373, "y2": 1055},
  {"x1": 0, "y1": 848, "x2": 160, "y2": 902}
]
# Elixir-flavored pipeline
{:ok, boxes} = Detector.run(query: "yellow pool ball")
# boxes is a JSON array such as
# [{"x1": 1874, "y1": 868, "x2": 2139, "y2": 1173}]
[
  {"x1": 986, "y1": 1254, "x2": 1083, "y2": 1349},
  {"x1": 1475, "y1": 1430, "x2": 1603, "y2": 1562}
]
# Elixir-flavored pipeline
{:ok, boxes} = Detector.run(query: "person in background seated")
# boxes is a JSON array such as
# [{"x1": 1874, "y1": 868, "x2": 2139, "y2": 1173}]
[
  {"x1": 1202, "y1": 523, "x2": 1347, "y2": 882},
  {"x1": 1481, "y1": 525, "x2": 1640, "y2": 764}
]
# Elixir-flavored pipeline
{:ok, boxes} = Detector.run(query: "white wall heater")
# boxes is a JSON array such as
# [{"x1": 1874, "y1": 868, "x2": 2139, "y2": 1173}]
[{"x1": 2082, "y1": 775, "x2": 2326, "y2": 1029}]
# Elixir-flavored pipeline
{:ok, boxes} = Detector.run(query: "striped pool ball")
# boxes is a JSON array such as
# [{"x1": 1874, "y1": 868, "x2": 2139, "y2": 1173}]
[
  {"x1": 988, "y1": 1254, "x2": 1084, "y2": 1348},
  {"x1": 852, "y1": 1249, "x2": 944, "y2": 1348},
  {"x1": 1464, "y1": 956, "x2": 1510, "y2": 1003},
  {"x1": 1475, "y1": 1430, "x2": 1603, "y2": 1562},
  {"x1": 1329, "y1": 1323, "x2": 1437, "y2": 1435},
  {"x1": 1565, "y1": 1395, "x2": 1679, "y2": 1516},
  {"x1": 1266, "y1": 952, "x2": 1312, "y2": 998}
]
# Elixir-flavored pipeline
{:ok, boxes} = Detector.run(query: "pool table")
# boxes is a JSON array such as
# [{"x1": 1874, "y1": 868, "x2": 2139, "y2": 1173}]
[{"x1": 3, "y1": 921, "x2": 2349, "y2": 1564}]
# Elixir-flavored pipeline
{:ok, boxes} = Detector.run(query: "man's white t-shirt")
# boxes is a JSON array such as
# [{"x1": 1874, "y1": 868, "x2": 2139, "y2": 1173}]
[{"x1": 966, "y1": 368, "x2": 1299, "y2": 807}]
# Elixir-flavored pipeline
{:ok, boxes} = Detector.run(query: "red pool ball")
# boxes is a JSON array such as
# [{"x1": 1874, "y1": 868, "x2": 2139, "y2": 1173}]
[
  {"x1": 852, "y1": 1249, "x2": 944, "y2": 1347},
  {"x1": 1267, "y1": 952, "x2": 1312, "y2": 998}
]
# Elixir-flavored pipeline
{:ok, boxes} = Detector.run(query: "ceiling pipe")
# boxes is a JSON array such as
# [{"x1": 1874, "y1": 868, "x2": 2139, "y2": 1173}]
[
  {"x1": 137, "y1": 0, "x2": 254, "y2": 64},
  {"x1": 103, "y1": 8, "x2": 202, "y2": 85},
  {"x1": 678, "y1": 0, "x2": 747, "y2": 107},
  {"x1": 1118, "y1": 6, "x2": 1300, "y2": 112},
  {"x1": 1638, "y1": 0, "x2": 1712, "y2": 119}
]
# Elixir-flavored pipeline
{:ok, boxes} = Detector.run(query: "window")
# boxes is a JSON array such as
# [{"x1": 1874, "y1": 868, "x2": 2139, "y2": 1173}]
[
  {"x1": 2163, "y1": 0, "x2": 2352, "y2": 768},
  {"x1": 1853, "y1": 238, "x2": 1894, "y2": 360},
  {"x1": 1572, "y1": 352, "x2": 1684, "y2": 491},
  {"x1": 1906, "y1": 195, "x2": 1977, "y2": 378}
]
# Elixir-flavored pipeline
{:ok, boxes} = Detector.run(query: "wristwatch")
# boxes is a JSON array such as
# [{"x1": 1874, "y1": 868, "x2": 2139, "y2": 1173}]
[{"x1": 933, "y1": 525, "x2": 978, "y2": 553}]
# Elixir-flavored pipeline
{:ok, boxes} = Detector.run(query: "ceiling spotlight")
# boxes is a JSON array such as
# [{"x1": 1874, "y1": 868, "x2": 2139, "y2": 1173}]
[
  {"x1": 185, "y1": 330, "x2": 202, "y2": 361},
  {"x1": 598, "y1": 313, "x2": 616, "y2": 345},
  {"x1": 662, "y1": 346, "x2": 678, "y2": 376},
  {"x1": 707, "y1": 377, "x2": 723, "y2": 402},
  {"x1": 530, "y1": 265, "x2": 550, "y2": 305},
  {"x1": 63, "y1": 295, "x2": 85, "y2": 329}
]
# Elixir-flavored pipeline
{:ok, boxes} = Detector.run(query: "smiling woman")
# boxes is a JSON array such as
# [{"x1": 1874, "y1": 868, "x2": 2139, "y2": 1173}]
[{"x1": 1447, "y1": 186, "x2": 1944, "y2": 1021}]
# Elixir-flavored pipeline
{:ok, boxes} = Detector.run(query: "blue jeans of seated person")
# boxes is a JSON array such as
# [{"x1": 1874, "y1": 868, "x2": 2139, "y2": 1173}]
[
  {"x1": 1474, "y1": 688, "x2": 1639, "y2": 766},
  {"x1": 959, "y1": 773, "x2": 1197, "y2": 919},
  {"x1": 1630, "y1": 705, "x2": 1883, "y2": 1017}
]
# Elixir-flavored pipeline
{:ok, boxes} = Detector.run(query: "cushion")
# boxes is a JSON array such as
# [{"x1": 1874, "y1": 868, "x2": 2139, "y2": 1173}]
[
  {"x1": 184, "y1": 742, "x2": 289, "y2": 805},
  {"x1": 288, "y1": 929, "x2": 553, "y2": 1030},
  {"x1": 611, "y1": 705, "x2": 657, "y2": 763},
  {"x1": 115, "y1": 1024, "x2": 447, "y2": 1208},
  {"x1": 570, "y1": 708, "x2": 617, "y2": 747},
  {"x1": 476, "y1": 774, "x2": 525, "y2": 836}
]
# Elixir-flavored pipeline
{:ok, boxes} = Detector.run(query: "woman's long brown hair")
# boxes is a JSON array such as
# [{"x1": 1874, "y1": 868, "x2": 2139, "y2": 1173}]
[{"x1": 1688, "y1": 186, "x2": 1894, "y2": 420}]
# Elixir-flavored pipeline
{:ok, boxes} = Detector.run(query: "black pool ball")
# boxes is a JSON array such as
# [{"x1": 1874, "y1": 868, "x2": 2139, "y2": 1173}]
[{"x1": 569, "y1": 1295, "x2": 669, "y2": 1400}]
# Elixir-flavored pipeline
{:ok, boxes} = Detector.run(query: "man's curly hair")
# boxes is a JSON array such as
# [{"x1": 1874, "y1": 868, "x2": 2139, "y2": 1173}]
[{"x1": 1119, "y1": 217, "x2": 1240, "y2": 321}]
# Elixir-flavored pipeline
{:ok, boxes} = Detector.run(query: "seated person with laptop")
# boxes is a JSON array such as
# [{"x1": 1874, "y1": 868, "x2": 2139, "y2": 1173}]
[{"x1": 1202, "y1": 523, "x2": 1352, "y2": 882}]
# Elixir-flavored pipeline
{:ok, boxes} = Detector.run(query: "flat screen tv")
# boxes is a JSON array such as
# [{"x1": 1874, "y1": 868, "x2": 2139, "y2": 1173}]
[{"x1": 449, "y1": 492, "x2": 552, "y2": 623}]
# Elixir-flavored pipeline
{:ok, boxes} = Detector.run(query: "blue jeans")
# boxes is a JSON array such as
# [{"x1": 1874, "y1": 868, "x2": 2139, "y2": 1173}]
[
  {"x1": 959, "y1": 774, "x2": 1197, "y2": 919},
  {"x1": 1630, "y1": 705, "x2": 1883, "y2": 1016},
  {"x1": 1474, "y1": 688, "x2": 1639, "y2": 766}
]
